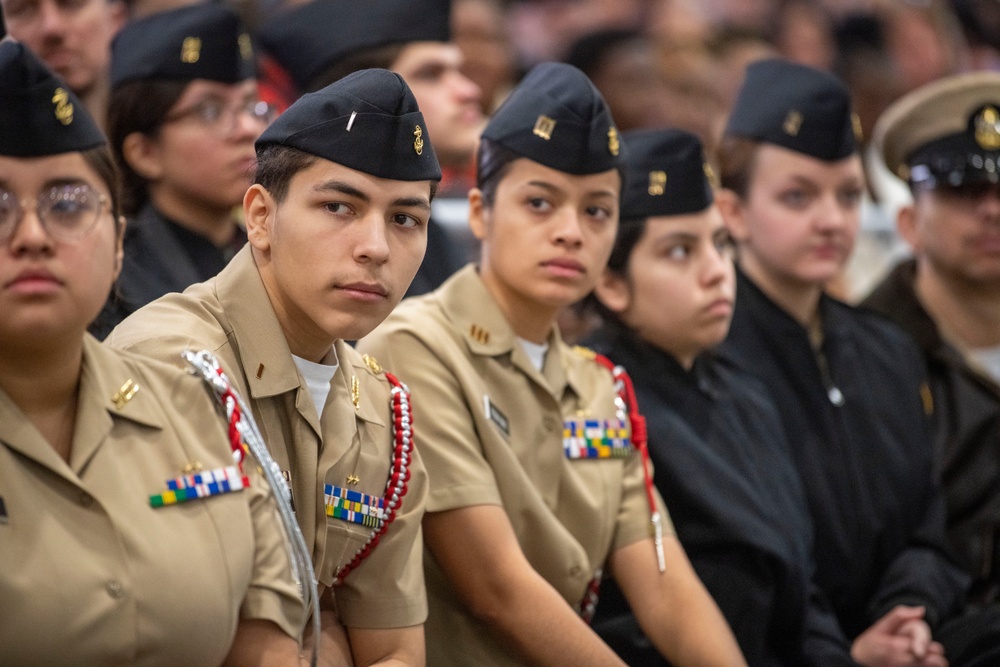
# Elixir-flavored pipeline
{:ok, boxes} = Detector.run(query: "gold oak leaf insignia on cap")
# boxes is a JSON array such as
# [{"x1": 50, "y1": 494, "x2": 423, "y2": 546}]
[
  {"x1": 975, "y1": 106, "x2": 1000, "y2": 150},
  {"x1": 783, "y1": 110, "x2": 803, "y2": 137},
  {"x1": 413, "y1": 125, "x2": 424, "y2": 155},
  {"x1": 181, "y1": 37, "x2": 201, "y2": 64},
  {"x1": 608, "y1": 127, "x2": 620, "y2": 156},
  {"x1": 533, "y1": 115, "x2": 556, "y2": 140},
  {"x1": 51, "y1": 88, "x2": 73, "y2": 126},
  {"x1": 648, "y1": 170, "x2": 667, "y2": 196}
]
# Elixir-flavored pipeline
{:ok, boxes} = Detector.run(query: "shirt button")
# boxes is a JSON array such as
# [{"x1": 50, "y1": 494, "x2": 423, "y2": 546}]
[
  {"x1": 78, "y1": 492, "x2": 93, "y2": 507},
  {"x1": 105, "y1": 580, "x2": 125, "y2": 599}
]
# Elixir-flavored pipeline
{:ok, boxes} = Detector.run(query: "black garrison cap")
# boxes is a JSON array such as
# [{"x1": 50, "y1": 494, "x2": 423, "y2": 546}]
[
  {"x1": 725, "y1": 58, "x2": 860, "y2": 161},
  {"x1": 0, "y1": 41, "x2": 106, "y2": 157},
  {"x1": 257, "y1": 0, "x2": 451, "y2": 93},
  {"x1": 111, "y1": 3, "x2": 256, "y2": 88},
  {"x1": 480, "y1": 61, "x2": 623, "y2": 179},
  {"x1": 620, "y1": 129, "x2": 714, "y2": 221},
  {"x1": 256, "y1": 68, "x2": 441, "y2": 182},
  {"x1": 874, "y1": 71, "x2": 1000, "y2": 189}
]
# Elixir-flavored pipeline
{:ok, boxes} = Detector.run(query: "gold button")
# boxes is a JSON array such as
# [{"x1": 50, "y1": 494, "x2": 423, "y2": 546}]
[{"x1": 105, "y1": 580, "x2": 125, "y2": 599}]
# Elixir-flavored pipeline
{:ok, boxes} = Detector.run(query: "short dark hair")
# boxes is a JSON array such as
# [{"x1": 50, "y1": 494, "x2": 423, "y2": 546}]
[
  {"x1": 583, "y1": 215, "x2": 648, "y2": 323},
  {"x1": 107, "y1": 79, "x2": 188, "y2": 216},
  {"x1": 254, "y1": 143, "x2": 439, "y2": 204},
  {"x1": 475, "y1": 137, "x2": 522, "y2": 208},
  {"x1": 307, "y1": 43, "x2": 407, "y2": 93}
]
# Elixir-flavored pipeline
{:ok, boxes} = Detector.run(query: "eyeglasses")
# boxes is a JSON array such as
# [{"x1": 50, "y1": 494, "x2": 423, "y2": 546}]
[
  {"x1": 164, "y1": 97, "x2": 276, "y2": 137},
  {"x1": 0, "y1": 184, "x2": 108, "y2": 242}
]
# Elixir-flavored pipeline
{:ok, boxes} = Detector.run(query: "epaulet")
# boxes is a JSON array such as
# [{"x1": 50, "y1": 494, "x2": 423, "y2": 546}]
[{"x1": 361, "y1": 353, "x2": 383, "y2": 375}]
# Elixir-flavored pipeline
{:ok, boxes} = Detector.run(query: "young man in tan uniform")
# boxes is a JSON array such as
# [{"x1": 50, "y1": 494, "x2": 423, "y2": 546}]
[
  {"x1": 108, "y1": 69, "x2": 440, "y2": 666},
  {"x1": 359, "y1": 63, "x2": 745, "y2": 666}
]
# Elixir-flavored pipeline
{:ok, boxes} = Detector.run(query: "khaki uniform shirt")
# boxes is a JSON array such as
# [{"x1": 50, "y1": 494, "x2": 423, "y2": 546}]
[
  {"x1": 0, "y1": 335, "x2": 303, "y2": 667},
  {"x1": 358, "y1": 265, "x2": 672, "y2": 665},
  {"x1": 107, "y1": 247, "x2": 427, "y2": 628}
]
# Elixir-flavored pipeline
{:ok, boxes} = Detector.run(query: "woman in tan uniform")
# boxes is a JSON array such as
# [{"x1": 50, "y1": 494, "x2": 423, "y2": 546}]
[
  {"x1": 359, "y1": 62, "x2": 745, "y2": 666},
  {"x1": 0, "y1": 42, "x2": 304, "y2": 666}
]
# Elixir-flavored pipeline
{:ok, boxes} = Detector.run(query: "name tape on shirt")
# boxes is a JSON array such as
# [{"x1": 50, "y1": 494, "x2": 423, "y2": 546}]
[{"x1": 483, "y1": 395, "x2": 510, "y2": 439}]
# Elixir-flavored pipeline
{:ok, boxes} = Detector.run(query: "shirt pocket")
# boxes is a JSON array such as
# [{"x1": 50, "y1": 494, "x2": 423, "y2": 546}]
[{"x1": 316, "y1": 519, "x2": 372, "y2": 588}]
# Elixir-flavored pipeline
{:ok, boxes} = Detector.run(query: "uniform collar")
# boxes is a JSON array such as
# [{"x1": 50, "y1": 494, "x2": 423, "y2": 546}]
[
  {"x1": 438, "y1": 264, "x2": 573, "y2": 398},
  {"x1": 216, "y1": 246, "x2": 301, "y2": 399},
  {"x1": 0, "y1": 335, "x2": 164, "y2": 479}
]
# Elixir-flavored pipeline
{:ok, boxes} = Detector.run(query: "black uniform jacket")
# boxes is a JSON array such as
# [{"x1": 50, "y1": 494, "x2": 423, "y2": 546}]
[
  {"x1": 90, "y1": 203, "x2": 246, "y2": 339},
  {"x1": 403, "y1": 217, "x2": 465, "y2": 298},
  {"x1": 719, "y1": 270, "x2": 968, "y2": 642},
  {"x1": 863, "y1": 260, "x2": 1000, "y2": 603},
  {"x1": 587, "y1": 322, "x2": 854, "y2": 666}
]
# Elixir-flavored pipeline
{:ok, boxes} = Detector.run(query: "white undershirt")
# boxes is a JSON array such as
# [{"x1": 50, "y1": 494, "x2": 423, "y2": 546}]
[
  {"x1": 293, "y1": 352, "x2": 339, "y2": 419},
  {"x1": 518, "y1": 337, "x2": 549, "y2": 372},
  {"x1": 968, "y1": 344, "x2": 1000, "y2": 384}
]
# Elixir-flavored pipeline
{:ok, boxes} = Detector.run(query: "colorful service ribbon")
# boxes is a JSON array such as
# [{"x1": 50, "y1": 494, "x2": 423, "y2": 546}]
[
  {"x1": 563, "y1": 418, "x2": 632, "y2": 459},
  {"x1": 149, "y1": 465, "x2": 249, "y2": 508},
  {"x1": 325, "y1": 484, "x2": 386, "y2": 528}
]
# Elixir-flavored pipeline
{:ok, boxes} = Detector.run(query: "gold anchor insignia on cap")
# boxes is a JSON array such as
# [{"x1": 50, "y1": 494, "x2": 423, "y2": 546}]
[
  {"x1": 648, "y1": 170, "x2": 667, "y2": 196},
  {"x1": 608, "y1": 127, "x2": 620, "y2": 156},
  {"x1": 851, "y1": 112, "x2": 863, "y2": 142},
  {"x1": 362, "y1": 354, "x2": 382, "y2": 374},
  {"x1": 238, "y1": 33, "x2": 253, "y2": 61},
  {"x1": 413, "y1": 125, "x2": 424, "y2": 155},
  {"x1": 783, "y1": 110, "x2": 803, "y2": 137},
  {"x1": 112, "y1": 379, "x2": 139, "y2": 409},
  {"x1": 469, "y1": 324, "x2": 490, "y2": 344},
  {"x1": 346, "y1": 474, "x2": 360, "y2": 486},
  {"x1": 181, "y1": 37, "x2": 201, "y2": 64},
  {"x1": 533, "y1": 115, "x2": 556, "y2": 140},
  {"x1": 974, "y1": 106, "x2": 1000, "y2": 150},
  {"x1": 351, "y1": 375, "x2": 360, "y2": 410},
  {"x1": 51, "y1": 88, "x2": 73, "y2": 126}
]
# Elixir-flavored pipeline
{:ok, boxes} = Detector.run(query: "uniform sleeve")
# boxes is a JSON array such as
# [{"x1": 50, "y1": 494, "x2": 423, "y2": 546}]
[
  {"x1": 334, "y1": 442, "x2": 429, "y2": 629},
  {"x1": 241, "y1": 465, "x2": 309, "y2": 637},
  {"x1": 358, "y1": 328, "x2": 504, "y2": 513}
]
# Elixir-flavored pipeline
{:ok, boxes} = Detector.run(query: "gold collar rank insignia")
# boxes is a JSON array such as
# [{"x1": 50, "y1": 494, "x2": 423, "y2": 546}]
[
  {"x1": 362, "y1": 354, "x2": 382, "y2": 374},
  {"x1": 351, "y1": 375, "x2": 360, "y2": 410},
  {"x1": 112, "y1": 379, "x2": 139, "y2": 409},
  {"x1": 648, "y1": 170, "x2": 667, "y2": 196},
  {"x1": 783, "y1": 110, "x2": 803, "y2": 137},
  {"x1": 52, "y1": 88, "x2": 73, "y2": 126},
  {"x1": 851, "y1": 112, "x2": 863, "y2": 142},
  {"x1": 469, "y1": 324, "x2": 490, "y2": 344},
  {"x1": 413, "y1": 125, "x2": 424, "y2": 155},
  {"x1": 608, "y1": 127, "x2": 620, "y2": 156},
  {"x1": 974, "y1": 106, "x2": 1000, "y2": 150},
  {"x1": 533, "y1": 115, "x2": 556, "y2": 140},
  {"x1": 238, "y1": 33, "x2": 253, "y2": 61},
  {"x1": 181, "y1": 37, "x2": 201, "y2": 64}
]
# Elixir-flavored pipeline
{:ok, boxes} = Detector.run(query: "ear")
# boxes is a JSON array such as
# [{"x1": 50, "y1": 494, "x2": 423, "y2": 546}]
[
  {"x1": 244, "y1": 184, "x2": 274, "y2": 253},
  {"x1": 108, "y1": 0, "x2": 128, "y2": 33},
  {"x1": 468, "y1": 187, "x2": 488, "y2": 241},
  {"x1": 121, "y1": 131, "x2": 163, "y2": 181},
  {"x1": 593, "y1": 268, "x2": 631, "y2": 316},
  {"x1": 714, "y1": 188, "x2": 749, "y2": 243},
  {"x1": 896, "y1": 202, "x2": 922, "y2": 255}
]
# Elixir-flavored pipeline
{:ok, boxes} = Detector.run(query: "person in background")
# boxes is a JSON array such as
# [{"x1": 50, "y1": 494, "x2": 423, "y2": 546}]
[
  {"x1": 585, "y1": 127, "x2": 839, "y2": 666},
  {"x1": 0, "y1": 40, "x2": 303, "y2": 667},
  {"x1": 0, "y1": 0, "x2": 125, "y2": 129},
  {"x1": 108, "y1": 67, "x2": 438, "y2": 667},
  {"x1": 359, "y1": 61, "x2": 746, "y2": 667},
  {"x1": 864, "y1": 71, "x2": 1000, "y2": 607},
  {"x1": 717, "y1": 57, "x2": 1000, "y2": 666},
  {"x1": 257, "y1": 0, "x2": 485, "y2": 296},
  {"x1": 90, "y1": 3, "x2": 273, "y2": 338}
]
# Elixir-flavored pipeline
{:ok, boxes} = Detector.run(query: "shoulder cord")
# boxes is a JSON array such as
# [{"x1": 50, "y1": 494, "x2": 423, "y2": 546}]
[
  {"x1": 332, "y1": 371, "x2": 414, "y2": 585},
  {"x1": 592, "y1": 353, "x2": 667, "y2": 574},
  {"x1": 182, "y1": 350, "x2": 321, "y2": 667}
]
